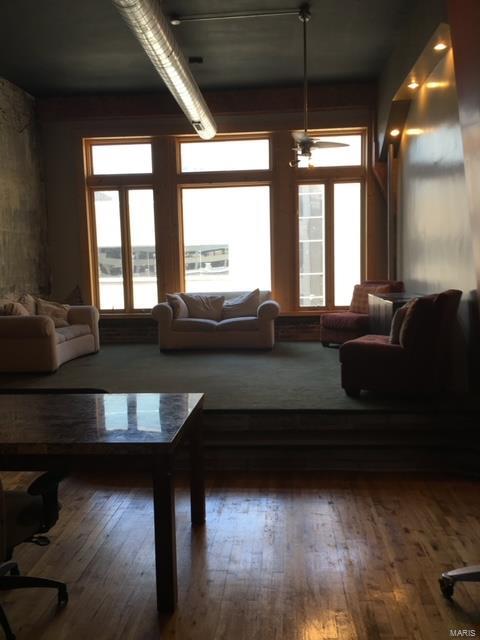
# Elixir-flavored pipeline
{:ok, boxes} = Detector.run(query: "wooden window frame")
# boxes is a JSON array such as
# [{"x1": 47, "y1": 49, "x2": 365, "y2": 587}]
[
  {"x1": 84, "y1": 139, "x2": 156, "y2": 314},
  {"x1": 294, "y1": 128, "x2": 366, "y2": 312}
]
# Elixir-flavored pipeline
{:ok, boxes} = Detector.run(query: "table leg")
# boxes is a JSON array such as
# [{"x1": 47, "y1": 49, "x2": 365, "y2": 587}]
[
  {"x1": 189, "y1": 414, "x2": 206, "y2": 526},
  {"x1": 152, "y1": 461, "x2": 177, "y2": 613}
]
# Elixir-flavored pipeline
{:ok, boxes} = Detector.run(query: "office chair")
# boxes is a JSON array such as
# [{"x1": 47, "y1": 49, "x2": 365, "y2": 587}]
[
  {"x1": 0, "y1": 387, "x2": 108, "y2": 639},
  {"x1": 439, "y1": 565, "x2": 480, "y2": 599},
  {"x1": 0, "y1": 472, "x2": 68, "y2": 640}
]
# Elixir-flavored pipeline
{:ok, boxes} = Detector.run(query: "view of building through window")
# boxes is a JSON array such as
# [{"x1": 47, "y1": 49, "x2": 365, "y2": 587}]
[
  {"x1": 298, "y1": 185, "x2": 325, "y2": 307},
  {"x1": 182, "y1": 186, "x2": 271, "y2": 292}
]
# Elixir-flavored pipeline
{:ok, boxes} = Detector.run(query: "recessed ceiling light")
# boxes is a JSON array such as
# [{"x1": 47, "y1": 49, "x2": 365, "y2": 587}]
[
  {"x1": 390, "y1": 129, "x2": 401, "y2": 137},
  {"x1": 434, "y1": 42, "x2": 448, "y2": 51},
  {"x1": 425, "y1": 81, "x2": 449, "y2": 89},
  {"x1": 405, "y1": 128, "x2": 423, "y2": 136},
  {"x1": 407, "y1": 80, "x2": 419, "y2": 90}
]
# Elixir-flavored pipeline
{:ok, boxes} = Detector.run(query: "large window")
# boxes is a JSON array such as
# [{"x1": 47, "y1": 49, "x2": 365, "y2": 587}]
[
  {"x1": 179, "y1": 137, "x2": 271, "y2": 293},
  {"x1": 181, "y1": 186, "x2": 271, "y2": 292},
  {"x1": 297, "y1": 132, "x2": 364, "y2": 309},
  {"x1": 86, "y1": 140, "x2": 157, "y2": 312}
]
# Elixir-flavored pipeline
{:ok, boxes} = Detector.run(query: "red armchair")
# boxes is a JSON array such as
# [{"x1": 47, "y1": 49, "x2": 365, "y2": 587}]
[
  {"x1": 339, "y1": 289, "x2": 462, "y2": 397},
  {"x1": 320, "y1": 280, "x2": 404, "y2": 346}
]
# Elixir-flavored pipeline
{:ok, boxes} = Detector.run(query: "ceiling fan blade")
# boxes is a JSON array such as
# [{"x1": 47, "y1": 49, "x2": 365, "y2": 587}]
[{"x1": 311, "y1": 140, "x2": 349, "y2": 149}]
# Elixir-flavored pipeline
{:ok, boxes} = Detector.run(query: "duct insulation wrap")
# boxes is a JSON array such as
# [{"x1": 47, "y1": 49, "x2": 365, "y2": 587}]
[{"x1": 112, "y1": 0, "x2": 217, "y2": 139}]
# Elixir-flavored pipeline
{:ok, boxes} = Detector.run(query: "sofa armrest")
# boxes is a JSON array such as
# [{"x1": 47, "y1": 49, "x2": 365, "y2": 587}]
[
  {"x1": 0, "y1": 315, "x2": 55, "y2": 338},
  {"x1": 67, "y1": 305, "x2": 100, "y2": 351},
  {"x1": 152, "y1": 303, "x2": 173, "y2": 328},
  {"x1": 257, "y1": 300, "x2": 280, "y2": 321}
]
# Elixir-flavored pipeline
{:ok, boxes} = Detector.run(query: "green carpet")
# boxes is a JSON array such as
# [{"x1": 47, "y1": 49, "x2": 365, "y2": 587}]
[{"x1": 0, "y1": 342, "x2": 461, "y2": 411}]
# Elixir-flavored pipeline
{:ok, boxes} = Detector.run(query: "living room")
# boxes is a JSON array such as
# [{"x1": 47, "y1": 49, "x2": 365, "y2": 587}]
[{"x1": 0, "y1": 0, "x2": 479, "y2": 638}]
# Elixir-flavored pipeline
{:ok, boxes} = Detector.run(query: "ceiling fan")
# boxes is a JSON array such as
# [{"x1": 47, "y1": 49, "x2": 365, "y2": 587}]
[{"x1": 290, "y1": 4, "x2": 348, "y2": 168}]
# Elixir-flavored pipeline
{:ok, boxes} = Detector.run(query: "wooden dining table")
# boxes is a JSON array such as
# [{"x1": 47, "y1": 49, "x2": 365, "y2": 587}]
[{"x1": 0, "y1": 391, "x2": 205, "y2": 613}]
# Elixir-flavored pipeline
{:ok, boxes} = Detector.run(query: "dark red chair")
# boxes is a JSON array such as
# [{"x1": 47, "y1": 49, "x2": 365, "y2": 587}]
[
  {"x1": 339, "y1": 289, "x2": 462, "y2": 397},
  {"x1": 320, "y1": 280, "x2": 404, "y2": 346}
]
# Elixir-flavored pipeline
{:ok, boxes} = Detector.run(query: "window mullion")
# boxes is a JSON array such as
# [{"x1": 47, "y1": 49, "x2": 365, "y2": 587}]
[
  {"x1": 120, "y1": 188, "x2": 133, "y2": 311},
  {"x1": 325, "y1": 180, "x2": 335, "y2": 309}
]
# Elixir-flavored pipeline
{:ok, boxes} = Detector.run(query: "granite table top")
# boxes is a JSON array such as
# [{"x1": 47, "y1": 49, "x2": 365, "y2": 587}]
[{"x1": 0, "y1": 393, "x2": 204, "y2": 456}]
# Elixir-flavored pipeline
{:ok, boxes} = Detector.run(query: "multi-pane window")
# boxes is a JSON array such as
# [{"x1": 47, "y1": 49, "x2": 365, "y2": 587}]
[
  {"x1": 297, "y1": 132, "x2": 364, "y2": 308},
  {"x1": 87, "y1": 141, "x2": 157, "y2": 312}
]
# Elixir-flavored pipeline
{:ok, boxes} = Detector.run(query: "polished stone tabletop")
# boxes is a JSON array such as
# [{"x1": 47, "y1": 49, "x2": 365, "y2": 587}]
[{"x1": 0, "y1": 393, "x2": 204, "y2": 455}]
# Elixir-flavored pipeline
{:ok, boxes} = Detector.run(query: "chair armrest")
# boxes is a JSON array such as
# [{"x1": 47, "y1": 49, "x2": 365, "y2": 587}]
[
  {"x1": 257, "y1": 300, "x2": 280, "y2": 321},
  {"x1": 0, "y1": 315, "x2": 55, "y2": 338},
  {"x1": 67, "y1": 305, "x2": 100, "y2": 351},
  {"x1": 152, "y1": 303, "x2": 173, "y2": 326},
  {"x1": 27, "y1": 471, "x2": 68, "y2": 531}
]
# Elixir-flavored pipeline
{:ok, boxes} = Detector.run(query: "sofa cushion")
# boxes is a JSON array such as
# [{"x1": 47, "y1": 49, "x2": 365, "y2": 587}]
[
  {"x1": 0, "y1": 300, "x2": 29, "y2": 316},
  {"x1": 180, "y1": 293, "x2": 224, "y2": 321},
  {"x1": 16, "y1": 293, "x2": 36, "y2": 315},
  {"x1": 216, "y1": 317, "x2": 259, "y2": 332},
  {"x1": 350, "y1": 284, "x2": 391, "y2": 314},
  {"x1": 172, "y1": 318, "x2": 217, "y2": 332},
  {"x1": 55, "y1": 323, "x2": 91, "y2": 341},
  {"x1": 222, "y1": 289, "x2": 260, "y2": 319},
  {"x1": 36, "y1": 298, "x2": 70, "y2": 328},
  {"x1": 321, "y1": 312, "x2": 370, "y2": 331},
  {"x1": 399, "y1": 295, "x2": 436, "y2": 353},
  {"x1": 54, "y1": 331, "x2": 67, "y2": 344},
  {"x1": 166, "y1": 293, "x2": 189, "y2": 319}
]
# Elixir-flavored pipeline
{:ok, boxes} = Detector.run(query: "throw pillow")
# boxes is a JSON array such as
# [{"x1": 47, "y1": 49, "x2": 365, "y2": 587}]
[
  {"x1": 180, "y1": 293, "x2": 225, "y2": 321},
  {"x1": 222, "y1": 289, "x2": 260, "y2": 319},
  {"x1": 0, "y1": 300, "x2": 29, "y2": 316},
  {"x1": 16, "y1": 293, "x2": 36, "y2": 315},
  {"x1": 36, "y1": 298, "x2": 70, "y2": 328},
  {"x1": 399, "y1": 294, "x2": 437, "y2": 352},
  {"x1": 349, "y1": 284, "x2": 391, "y2": 315},
  {"x1": 166, "y1": 293, "x2": 189, "y2": 319},
  {"x1": 389, "y1": 303, "x2": 410, "y2": 344}
]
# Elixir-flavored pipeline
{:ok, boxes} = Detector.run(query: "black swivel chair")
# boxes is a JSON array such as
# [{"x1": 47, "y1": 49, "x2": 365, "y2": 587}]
[
  {"x1": 0, "y1": 472, "x2": 68, "y2": 640},
  {"x1": 439, "y1": 565, "x2": 480, "y2": 599},
  {"x1": 0, "y1": 387, "x2": 108, "y2": 639}
]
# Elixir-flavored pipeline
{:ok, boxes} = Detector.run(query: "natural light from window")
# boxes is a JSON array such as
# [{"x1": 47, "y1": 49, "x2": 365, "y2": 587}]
[
  {"x1": 94, "y1": 190, "x2": 125, "y2": 310},
  {"x1": 298, "y1": 184, "x2": 325, "y2": 307},
  {"x1": 91, "y1": 144, "x2": 152, "y2": 174},
  {"x1": 180, "y1": 139, "x2": 270, "y2": 172},
  {"x1": 334, "y1": 182, "x2": 361, "y2": 306},
  {"x1": 182, "y1": 186, "x2": 271, "y2": 292}
]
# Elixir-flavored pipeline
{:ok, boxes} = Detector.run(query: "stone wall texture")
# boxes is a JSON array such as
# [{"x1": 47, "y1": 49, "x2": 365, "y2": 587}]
[{"x1": 0, "y1": 78, "x2": 48, "y2": 297}]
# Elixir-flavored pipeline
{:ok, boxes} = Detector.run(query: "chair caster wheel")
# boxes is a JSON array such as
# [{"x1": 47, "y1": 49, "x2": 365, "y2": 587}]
[
  {"x1": 58, "y1": 586, "x2": 69, "y2": 606},
  {"x1": 439, "y1": 577, "x2": 454, "y2": 599}
]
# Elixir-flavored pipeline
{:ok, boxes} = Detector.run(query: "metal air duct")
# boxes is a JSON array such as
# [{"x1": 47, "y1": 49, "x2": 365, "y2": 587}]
[{"x1": 112, "y1": 0, "x2": 217, "y2": 139}]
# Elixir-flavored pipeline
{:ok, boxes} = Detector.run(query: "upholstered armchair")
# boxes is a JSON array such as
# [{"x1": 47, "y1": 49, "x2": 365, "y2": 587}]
[
  {"x1": 339, "y1": 289, "x2": 462, "y2": 397},
  {"x1": 320, "y1": 280, "x2": 405, "y2": 346}
]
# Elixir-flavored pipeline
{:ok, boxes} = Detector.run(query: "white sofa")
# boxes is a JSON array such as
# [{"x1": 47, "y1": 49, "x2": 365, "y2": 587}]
[
  {"x1": 0, "y1": 306, "x2": 100, "y2": 373},
  {"x1": 152, "y1": 291, "x2": 280, "y2": 350}
]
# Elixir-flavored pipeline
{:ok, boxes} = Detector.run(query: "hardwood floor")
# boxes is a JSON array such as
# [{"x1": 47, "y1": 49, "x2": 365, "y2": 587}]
[{"x1": 1, "y1": 471, "x2": 479, "y2": 639}]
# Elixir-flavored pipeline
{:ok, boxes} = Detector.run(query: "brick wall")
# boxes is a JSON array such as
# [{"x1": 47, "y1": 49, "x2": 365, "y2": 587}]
[{"x1": 0, "y1": 78, "x2": 49, "y2": 296}]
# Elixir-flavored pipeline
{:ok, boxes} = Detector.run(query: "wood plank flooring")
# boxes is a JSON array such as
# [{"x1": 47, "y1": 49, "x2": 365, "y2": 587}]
[{"x1": 1, "y1": 471, "x2": 479, "y2": 640}]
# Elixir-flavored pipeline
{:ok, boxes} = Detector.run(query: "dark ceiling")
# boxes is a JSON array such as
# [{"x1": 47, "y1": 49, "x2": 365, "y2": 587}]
[{"x1": 0, "y1": 0, "x2": 412, "y2": 97}]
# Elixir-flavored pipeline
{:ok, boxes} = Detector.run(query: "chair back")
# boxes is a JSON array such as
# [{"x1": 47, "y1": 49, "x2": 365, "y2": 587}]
[{"x1": 349, "y1": 280, "x2": 405, "y2": 314}]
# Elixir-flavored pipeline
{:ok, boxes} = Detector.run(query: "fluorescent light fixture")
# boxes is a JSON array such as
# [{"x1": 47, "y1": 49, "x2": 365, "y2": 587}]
[
  {"x1": 405, "y1": 128, "x2": 423, "y2": 136},
  {"x1": 434, "y1": 42, "x2": 448, "y2": 51},
  {"x1": 112, "y1": 0, "x2": 217, "y2": 140},
  {"x1": 407, "y1": 80, "x2": 419, "y2": 90},
  {"x1": 390, "y1": 129, "x2": 401, "y2": 137}
]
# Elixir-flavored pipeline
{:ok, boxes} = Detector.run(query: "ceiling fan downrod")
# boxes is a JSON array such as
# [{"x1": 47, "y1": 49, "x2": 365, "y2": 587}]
[{"x1": 299, "y1": 4, "x2": 311, "y2": 136}]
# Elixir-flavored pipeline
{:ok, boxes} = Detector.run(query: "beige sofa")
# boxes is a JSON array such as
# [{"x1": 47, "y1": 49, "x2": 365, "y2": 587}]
[
  {"x1": 0, "y1": 306, "x2": 100, "y2": 373},
  {"x1": 152, "y1": 291, "x2": 280, "y2": 350}
]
